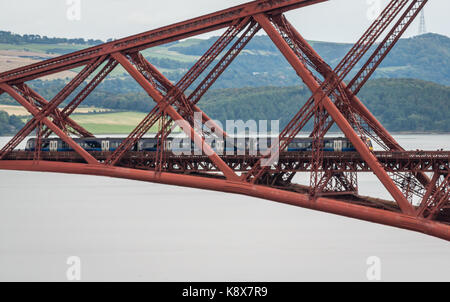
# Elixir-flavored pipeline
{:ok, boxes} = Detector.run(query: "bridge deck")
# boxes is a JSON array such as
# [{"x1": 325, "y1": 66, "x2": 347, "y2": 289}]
[{"x1": 5, "y1": 150, "x2": 449, "y2": 174}]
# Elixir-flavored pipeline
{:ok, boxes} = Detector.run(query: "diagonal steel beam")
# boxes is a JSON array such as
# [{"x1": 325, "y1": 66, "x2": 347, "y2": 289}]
[
  {"x1": 417, "y1": 173, "x2": 449, "y2": 219},
  {"x1": 18, "y1": 83, "x2": 94, "y2": 138},
  {"x1": 254, "y1": 13, "x2": 414, "y2": 215},
  {"x1": 39, "y1": 57, "x2": 119, "y2": 139},
  {"x1": 0, "y1": 56, "x2": 105, "y2": 159},
  {"x1": 134, "y1": 53, "x2": 228, "y2": 139},
  {"x1": 244, "y1": 4, "x2": 409, "y2": 184},
  {"x1": 110, "y1": 52, "x2": 239, "y2": 181},
  {"x1": 278, "y1": 17, "x2": 423, "y2": 196},
  {"x1": 106, "y1": 18, "x2": 251, "y2": 166},
  {"x1": 348, "y1": 0, "x2": 428, "y2": 95},
  {"x1": 0, "y1": 84, "x2": 98, "y2": 165},
  {"x1": 58, "y1": 57, "x2": 119, "y2": 126},
  {"x1": 153, "y1": 20, "x2": 261, "y2": 139},
  {"x1": 188, "y1": 21, "x2": 261, "y2": 105},
  {"x1": 0, "y1": 0, "x2": 327, "y2": 85},
  {"x1": 247, "y1": 1, "x2": 430, "y2": 196},
  {"x1": 313, "y1": 0, "x2": 428, "y2": 151}
]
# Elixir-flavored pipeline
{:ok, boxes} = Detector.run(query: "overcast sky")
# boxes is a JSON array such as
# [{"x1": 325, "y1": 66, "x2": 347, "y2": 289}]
[{"x1": 0, "y1": 0, "x2": 448, "y2": 43}]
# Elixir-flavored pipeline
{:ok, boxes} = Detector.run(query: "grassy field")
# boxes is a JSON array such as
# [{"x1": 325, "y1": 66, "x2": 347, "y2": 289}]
[
  {"x1": 69, "y1": 111, "x2": 176, "y2": 135},
  {"x1": 71, "y1": 111, "x2": 146, "y2": 134},
  {"x1": 0, "y1": 105, "x2": 182, "y2": 135},
  {"x1": 0, "y1": 41, "x2": 198, "y2": 79},
  {"x1": 0, "y1": 106, "x2": 156, "y2": 135},
  {"x1": 0, "y1": 42, "x2": 85, "y2": 54},
  {"x1": 0, "y1": 105, "x2": 111, "y2": 116}
]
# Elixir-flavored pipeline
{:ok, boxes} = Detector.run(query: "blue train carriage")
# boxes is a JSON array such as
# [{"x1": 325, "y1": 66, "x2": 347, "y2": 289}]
[
  {"x1": 285, "y1": 137, "x2": 361, "y2": 152},
  {"x1": 99, "y1": 138, "x2": 131, "y2": 151},
  {"x1": 138, "y1": 137, "x2": 228, "y2": 154},
  {"x1": 139, "y1": 138, "x2": 159, "y2": 152},
  {"x1": 94, "y1": 138, "x2": 140, "y2": 152},
  {"x1": 25, "y1": 138, "x2": 76, "y2": 152},
  {"x1": 25, "y1": 137, "x2": 137, "y2": 152},
  {"x1": 170, "y1": 137, "x2": 226, "y2": 155},
  {"x1": 25, "y1": 136, "x2": 373, "y2": 154},
  {"x1": 26, "y1": 138, "x2": 61, "y2": 152}
]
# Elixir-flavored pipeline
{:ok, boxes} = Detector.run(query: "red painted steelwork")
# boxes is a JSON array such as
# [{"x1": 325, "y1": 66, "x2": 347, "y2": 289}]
[
  {"x1": 111, "y1": 52, "x2": 239, "y2": 181},
  {"x1": 0, "y1": 0, "x2": 447, "y2": 240},
  {"x1": 253, "y1": 14, "x2": 415, "y2": 215},
  {"x1": 0, "y1": 85, "x2": 98, "y2": 165},
  {"x1": 0, "y1": 0, "x2": 326, "y2": 85},
  {"x1": 0, "y1": 160, "x2": 448, "y2": 241}
]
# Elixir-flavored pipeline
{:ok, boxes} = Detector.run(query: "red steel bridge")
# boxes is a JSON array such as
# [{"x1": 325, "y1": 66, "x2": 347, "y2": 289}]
[{"x1": 0, "y1": 0, "x2": 448, "y2": 240}]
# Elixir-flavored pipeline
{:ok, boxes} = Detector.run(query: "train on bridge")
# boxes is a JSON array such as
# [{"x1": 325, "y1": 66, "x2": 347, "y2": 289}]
[{"x1": 25, "y1": 137, "x2": 373, "y2": 154}]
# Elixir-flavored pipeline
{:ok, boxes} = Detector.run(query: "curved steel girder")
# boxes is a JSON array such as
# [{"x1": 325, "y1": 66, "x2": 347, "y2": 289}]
[{"x1": 0, "y1": 160, "x2": 448, "y2": 241}]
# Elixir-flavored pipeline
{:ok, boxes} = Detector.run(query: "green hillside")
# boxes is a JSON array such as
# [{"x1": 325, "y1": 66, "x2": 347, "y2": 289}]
[
  {"x1": 0, "y1": 31, "x2": 449, "y2": 87},
  {"x1": 197, "y1": 79, "x2": 450, "y2": 132},
  {"x1": 157, "y1": 33, "x2": 450, "y2": 87},
  {"x1": 0, "y1": 30, "x2": 448, "y2": 134},
  {"x1": 0, "y1": 111, "x2": 25, "y2": 136},
  {"x1": 1, "y1": 78, "x2": 447, "y2": 133}
]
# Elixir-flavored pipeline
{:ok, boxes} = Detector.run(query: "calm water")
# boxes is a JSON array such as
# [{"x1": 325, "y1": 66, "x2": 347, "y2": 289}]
[{"x1": 0, "y1": 134, "x2": 449, "y2": 281}]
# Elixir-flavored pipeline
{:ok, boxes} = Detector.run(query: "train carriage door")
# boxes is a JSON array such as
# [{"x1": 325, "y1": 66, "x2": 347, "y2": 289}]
[
  {"x1": 165, "y1": 140, "x2": 172, "y2": 152},
  {"x1": 334, "y1": 140, "x2": 343, "y2": 152},
  {"x1": 249, "y1": 138, "x2": 257, "y2": 155},
  {"x1": 101, "y1": 140, "x2": 110, "y2": 152},
  {"x1": 216, "y1": 140, "x2": 224, "y2": 155},
  {"x1": 49, "y1": 140, "x2": 58, "y2": 152}
]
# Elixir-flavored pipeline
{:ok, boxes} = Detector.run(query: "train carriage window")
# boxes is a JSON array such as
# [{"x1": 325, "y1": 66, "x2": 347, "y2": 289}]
[
  {"x1": 49, "y1": 141, "x2": 58, "y2": 152},
  {"x1": 300, "y1": 142, "x2": 311, "y2": 149},
  {"x1": 101, "y1": 140, "x2": 110, "y2": 151},
  {"x1": 333, "y1": 140, "x2": 343, "y2": 152},
  {"x1": 216, "y1": 140, "x2": 224, "y2": 151},
  {"x1": 86, "y1": 140, "x2": 101, "y2": 149}
]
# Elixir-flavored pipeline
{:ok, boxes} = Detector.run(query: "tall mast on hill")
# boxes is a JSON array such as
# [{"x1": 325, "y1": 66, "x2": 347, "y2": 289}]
[{"x1": 418, "y1": 9, "x2": 427, "y2": 35}]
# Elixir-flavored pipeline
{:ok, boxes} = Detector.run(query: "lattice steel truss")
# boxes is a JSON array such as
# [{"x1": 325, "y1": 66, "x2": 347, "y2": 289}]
[{"x1": 0, "y1": 0, "x2": 448, "y2": 241}]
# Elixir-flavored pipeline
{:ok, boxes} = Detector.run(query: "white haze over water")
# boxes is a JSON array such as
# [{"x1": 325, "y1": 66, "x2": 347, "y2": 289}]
[{"x1": 0, "y1": 134, "x2": 449, "y2": 281}]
